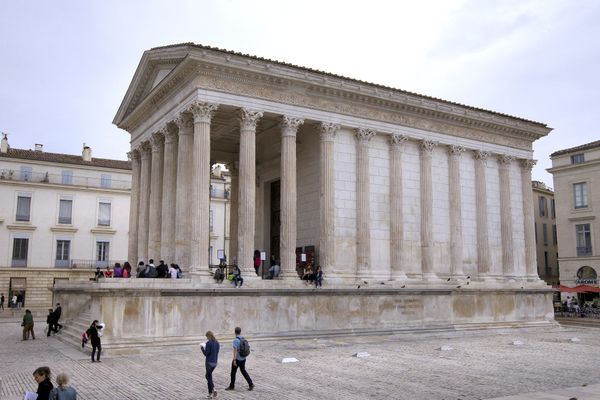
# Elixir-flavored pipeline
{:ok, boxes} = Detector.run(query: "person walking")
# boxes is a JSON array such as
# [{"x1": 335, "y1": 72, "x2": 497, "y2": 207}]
[
  {"x1": 86, "y1": 320, "x2": 102, "y2": 362},
  {"x1": 22, "y1": 309, "x2": 35, "y2": 340},
  {"x1": 52, "y1": 303, "x2": 63, "y2": 333},
  {"x1": 46, "y1": 309, "x2": 54, "y2": 337},
  {"x1": 49, "y1": 372, "x2": 78, "y2": 400},
  {"x1": 11, "y1": 294, "x2": 17, "y2": 308},
  {"x1": 225, "y1": 326, "x2": 254, "y2": 391},
  {"x1": 32, "y1": 366, "x2": 53, "y2": 400},
  {"x1": 0, "y1": 293, "x2": 4, "y2": 311},
  {"x1": 201, "y1": 330, "x2": 220, "y2": 398}
]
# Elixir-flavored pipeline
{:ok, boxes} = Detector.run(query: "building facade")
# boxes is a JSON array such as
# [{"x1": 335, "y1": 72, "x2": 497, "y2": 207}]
[
  {"x1": 0, "y1": 135, "x2": 131, "y2": 309},
  {"x1": 549, "y1": 140, "x2": 600, "y2": 289},
  {"x1": 532, "y1": 181, "x2": 559, "y2": 284}
]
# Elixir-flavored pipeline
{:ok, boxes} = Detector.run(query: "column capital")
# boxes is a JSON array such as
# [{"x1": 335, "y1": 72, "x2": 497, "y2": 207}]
[
  {"x1": 474, "y1": 149, "x2": 490, "y2": 161},
  {"x1": 521, "y1": 159, "x2": 537, "y2": 171},
  {"x1": 419, "y1": 139, "x2": 437, "y2": 154},
  {"x1": 173, "y1": 113, "x2": 194, "y2": 133},
  {"x1": 320, "y1": 122, "x2": 340, "y2": 142},
  {"x1": 238, "y1": 109, "x2": 263, "y2": 131},
  {"x1": 281, "y1": 116, "x2": 304, "y2": 137},
  {"x1": 356, "y1": 127, "x2": 376, "y2": 143},
  {"x1": 162, "y1": 125, "x2": 178, "y2": 144},
  {"x1": 150, "y1": 132, "x2": 164, "y2": 151},
  {"x1": 140, "y1": 140, "x2": 152, "y2": 158},
  {"x1": 390, "y1": 134, "x2": 408, "y2": 147},
  {"x1": 189, "y1": 102, "x2": 218, "y2": 124},
  {"x1": 130, "y1": 149, "x2": 141, "y2": 160},
  {"x1": 448, "y1": 144, "x2": 466, "y2": 157},
  {"x1": 497, "y1": 154, "x2": 515, "y2": 167}
]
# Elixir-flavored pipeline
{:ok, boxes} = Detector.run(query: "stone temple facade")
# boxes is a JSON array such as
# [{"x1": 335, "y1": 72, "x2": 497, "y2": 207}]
[{"x1": 54, "y1": 44, "x2": 555, "y2": 350}]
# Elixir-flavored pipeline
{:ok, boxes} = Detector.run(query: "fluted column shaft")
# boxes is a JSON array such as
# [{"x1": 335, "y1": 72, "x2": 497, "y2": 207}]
[
  {"x1": 189, "y1": 102, "x2": 218, "y2": 278},
  {"x1": 174, "y1": 114, "x2": 194, "y2": 270},
  {"x1": 356, "y1": 128, "x2": 375, "y2": 279},
  {"x1": 127, "y1": 150, "x2": 141, "y2": 264},
  {"x1": 448, "y1": 145, "x2": 466, "y2": 278},
  {"x1": 137, "y1": 141, "x2": 152, "y2": 262},
  {"x1": 280, "y1": 116, "x2": 304, "y2": 278},
  {"x1": 148, "y1": 133, "x2": 164, "y2": 260},
  {"x1": 160, "y1": 126, "x2": 178, "y2": 264},
  {"x1": 498, "y1": 155, "x2": 515, "y2": 277},
  {"x1": 420, "y1": 140, "x2": 436, "y2": 278},
  {"x1": 474, "y1": 150, "x2": 491, "y2": 277},
  {"x1": 319, "y1": 123, "x2": 339, "y2": 274},
  {"x1": 228, "y1": 163, "x2": 239, "y2": 263},
  {"x1": 521, "y1": 159, "x2": 538, "y2": 280},
  {"x1": 237, "y1": 109, "x2": 263, "y2": 274},
  {"x1": 390, "y1": 135, "x2": 408, "y2": 280}
]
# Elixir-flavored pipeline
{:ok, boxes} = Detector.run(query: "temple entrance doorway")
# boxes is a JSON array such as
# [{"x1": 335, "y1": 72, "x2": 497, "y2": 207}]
[{"x1": 269, "y1": 180, "x2": 281, "y2": 264}]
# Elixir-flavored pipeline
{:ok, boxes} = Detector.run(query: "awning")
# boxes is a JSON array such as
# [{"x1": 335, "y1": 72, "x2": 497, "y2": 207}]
[{"x1": 552, "y1": 284, "x2": 600, "y2": 293}]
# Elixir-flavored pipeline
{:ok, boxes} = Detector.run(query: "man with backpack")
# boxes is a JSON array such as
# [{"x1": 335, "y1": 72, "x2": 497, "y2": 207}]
[{"x1": 225, "y1": 326, "x2": 254, "y2": 391}]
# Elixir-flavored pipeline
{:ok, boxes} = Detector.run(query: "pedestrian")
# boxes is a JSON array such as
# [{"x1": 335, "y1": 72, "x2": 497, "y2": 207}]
[
  {"x1": 52, "y1": 303, "x2": 63, "y2": 333},
  {"x1": 49, "y1": 372, "x2": 78, "y2": 400},
  {"x1": 104, "y1": 265, "x2": 113, "y2": 278},
  {"x1": 32, "y1": 366, "x2": 53, "y2": 400},
  {"x1": 94, "y1": 267, "x2": 104, "y2": 281},
  {"x1": 156, "y1": 260, "x2": 168, "y2": 278},
  {"x1": 314, "y1": 265, "x2": 323, "y2": 288},
  {"x1": 201, "y1": 330, "x2": 220, "y2": 398},
  {"x1": 0, "y1": 293, "x2": 4, "y2": 311},
  {"x1": 46, "y1": 309, "x2": 54, "y2": 337},
  {"x1": 12, "y1": 294, "x2": 17, "y2": 308},
  {"x1": 17, "y1": 293, "x2": 23, "y2": 309},
  {"x1": 232, "y1": 264, "x2": 243, "y2": 288},
  {"x1": 253, "y1": 250, "x2": 261, "y2": 276},
  {"x1": 22, "y1": 309, "x2": 35, "y2": 340},
  {"x1": 122, "y1": 261, "x2": 132, "y2": 278},
  {"x1": 136, "y1": 261, "x2": 146, "y2": 278},
  {"x1": 225, "y1": 326, "x2": 254, "y2": 391},
  {"x1": 86, "y1": 320, "x2": 102, "y2": 362},
  {"x1": 169, "y1": 263, "x2": 178, "y2": 279}
]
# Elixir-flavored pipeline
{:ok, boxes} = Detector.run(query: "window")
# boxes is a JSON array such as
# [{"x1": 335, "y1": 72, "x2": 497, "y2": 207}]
[
  {"x1": 96, "y1": 241, "x2": 109, "y2": 267},
  {"x1": 575, "y1": 224, "x2": 592, "y2": 256},
  {"x1": 573, "y1": 182, "x2": 588, "y2": 209},
  {"x1": 542, "y1": 224, "x2": 548, "y2": 246},
  {"x1": 209, "y1": 209, "x2": 214, "y2": 232},
  {"x1": 98, "y1": 202, "x2": 111, "y2": 226},
  {"x1": 544, "y1": 251, "x2": 549, "y2": 275},
  {"x1": 534, "y1": 223, "x2": 538, "y2": 244},
  {"x1": 55, "y1": 240, "x2": 70, "y2": 268},
  {"x1": 539, "y1": 196, "x2": 547, "y2": 217},
  {"x1": 100, "y1": 174, "x2": 111, "y2": 188},
  {"x1": 16, "y1": 196, "x2": 31, "y2": 222},
  {"x1": 12, "y1": 238, "x2": 28, "y2": 267},
  {"x1": 551, "y1": 199, "x2": 555, "y2": 219},
  {"x1": 571, "y1": 154, "x2": 585, "y2": 164},
  {"x1": 552, "y1": 225, "x2": 557, "y2": 245},
  {"x1": 20, "y1": 166, "x2": 32, "y2": 181},
  {"x1": 58, "y1": 199, "x2": 73, "y2": 224},
  {"x1": 61, "y1": 170, "x2": 73, "y2": 185}
]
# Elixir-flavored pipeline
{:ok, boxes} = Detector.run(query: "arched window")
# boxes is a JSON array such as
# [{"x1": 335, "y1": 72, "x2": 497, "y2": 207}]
[{"x1": 576, "y1": 266, "x2": 597, "y2": 280}]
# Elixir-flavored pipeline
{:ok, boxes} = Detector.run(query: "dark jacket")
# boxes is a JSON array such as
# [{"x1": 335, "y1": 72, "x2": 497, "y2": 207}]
[
  {"x1": 54, "y1": 306, "x2": 62, "y2": 320},
  {"x1": 86, "y1": 325, "x2": 101, "y2": 345},
  {"x1": 156, "y1": 263, "x2": 167, "y2": 278},
  {"x1": 46, "y1": 312, "x2": 55, "y2": 324},
  {"x1": 201, "y1": 339, "x2": 220, "y2": 366},
  {"x1": 37, "y1": 378, "x2": 54, "y2": 400}
]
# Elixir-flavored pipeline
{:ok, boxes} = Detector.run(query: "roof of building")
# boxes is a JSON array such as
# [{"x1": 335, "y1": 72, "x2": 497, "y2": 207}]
[
  {"x1": 551, "y1": 140, "x2": 600, "y2": 157},
  {"x1": 0, "y1": 148, "x2": 131, "y2": 170},
  {"x1": 149, "y1": 42, "x2": 548, "y2": 128}
]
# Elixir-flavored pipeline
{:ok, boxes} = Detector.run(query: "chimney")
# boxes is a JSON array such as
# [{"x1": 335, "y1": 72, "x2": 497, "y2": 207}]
[
  {"x1": 82, "y1": 144, "x2": 92, "y2": 162},
  {"x1": 1, "y1": 133, "x2": 8, "y2": 154},
  {"x1": 35, "y1": 143, "x2": 43, "y2": 152}
]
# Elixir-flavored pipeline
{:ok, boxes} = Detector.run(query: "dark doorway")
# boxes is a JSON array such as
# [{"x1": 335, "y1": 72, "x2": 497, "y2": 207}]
[{"x1": 270, "y1": 180, "x2": 281, "y2": 262}]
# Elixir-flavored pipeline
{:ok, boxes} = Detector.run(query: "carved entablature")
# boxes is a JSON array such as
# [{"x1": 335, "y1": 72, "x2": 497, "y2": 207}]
[
  {"x1": 319, "y1": 122, "x2": 340, "y2": 142},
  {"x1": 188, "y1": 102, "x2": 218, "y2": 124},
  {"x1": 474, "y1": 150, "x2": 491, "y2": 162},
  {"x1": 238, "y1": 109, "x2": 263, "y2": 131},
  {"x1": 419, "y1": 139, "x2": 437, "y2": 155},
  {"x1": 356, "y1": 128, "x2": 376, "y2": 143},
  {"x1": 521, "y1": 159, "x2": 537, "y2": 171},
  {"x1": 390, "y1": 134, "x2": 408, "y2": 147},
  {"x1": 448, "y1": 144, "x2": 466, "y2": 157},
  {"x1": 281, "y1": 116, "x2": 304, "y2": 137}
]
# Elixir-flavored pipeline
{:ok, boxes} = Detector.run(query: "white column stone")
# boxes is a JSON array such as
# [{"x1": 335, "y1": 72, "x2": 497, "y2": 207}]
[
  {"x1": 127, "y1": 149, "x2": 141, "y2": 265},
  {"x1": 448, "y1": 145, "x2": 466, "y2": 279},
  {"x1": 521, "y1": 159, "x2": 539, "y2": 281},
  {"x1": 174, "y1": 113, "x2": 194, "y2": 270},
  {"x1": 280, "y1": 116, "x2": 304, "y2": 278},
  {"x1": 498, "y1": 154, "x2": 515, "y2": 278},
  {"x1": 148, "y1": 132, "x2": 164, "y2": 261},
  {"x1": 237, "y1": 109, "x2": 263, "y2": 274},
  {"x1": 474, "y1": 150, "x2": 491, "y2": 278},
  {"x1": 189, "y1": 102, "x2": 218, "y2": 279},
  {"x1": 137, "y1": 141, "x2": 152, "y2": 262},
  {"x1": 419, "y1": 139, "x2": 437, "y2": 280},
  {"x1": 160, "y1": 124, "x2": 178, "y2": 264},
  {"x1": 390, "y1": 134, "x2": 408, "y2": 281},
  {"x1": 228, "y1": 162, "x2": 239, "y2": 263},
  {"x1": 319, "y1": 122, "x2": 339, "y2": 275},
  {"x1": 356, "y1": 128, "x2": 375, "y2": 280}
]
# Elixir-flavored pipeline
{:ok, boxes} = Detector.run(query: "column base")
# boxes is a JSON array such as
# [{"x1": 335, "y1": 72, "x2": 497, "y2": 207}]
[{"x1": 422, "y1": 272, "x2": 439, "y2": 282}]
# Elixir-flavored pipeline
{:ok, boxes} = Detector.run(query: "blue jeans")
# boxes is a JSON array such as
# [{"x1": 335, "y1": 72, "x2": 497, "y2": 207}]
[
  {"x1": 234, "y1": 277, "x2": 243, "y2": 287},
  {"x1": 206, "y1": 363, "x2": 216, "y2": 394}
]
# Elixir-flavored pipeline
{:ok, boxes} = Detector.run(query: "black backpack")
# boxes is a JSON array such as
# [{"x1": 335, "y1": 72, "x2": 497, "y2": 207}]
[{"x1": 238, "y1": 337, "x2": 250, "y2": 357}]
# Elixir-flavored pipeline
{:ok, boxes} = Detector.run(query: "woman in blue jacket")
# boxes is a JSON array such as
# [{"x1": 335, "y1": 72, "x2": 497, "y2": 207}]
[{"x1": 201, "y1": 330, "x2": 220, "y2": 398}]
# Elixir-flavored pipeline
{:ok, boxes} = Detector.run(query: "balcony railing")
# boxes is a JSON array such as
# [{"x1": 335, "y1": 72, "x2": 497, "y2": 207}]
[
  {"x1": 70, "y1": 259, "x2": 111, "y2": 269},
  {"x1": 577, "y1": 246, "x2": 593, "y2": 256},
  {"x1": 0, "y1": 169, "x2": 130, "y2": 190},
  {"x1": 210, "y1": 188, "x2": 229, "y2": 199}
]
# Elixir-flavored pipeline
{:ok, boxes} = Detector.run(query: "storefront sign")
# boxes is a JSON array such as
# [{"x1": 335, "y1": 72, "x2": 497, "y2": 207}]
[{"x1": 576, "y1": 279, "x2": 598, "y2": 285}]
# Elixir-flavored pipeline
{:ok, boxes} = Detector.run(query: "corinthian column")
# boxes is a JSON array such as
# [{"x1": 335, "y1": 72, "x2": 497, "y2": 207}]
[
  {"x1": 521, "y1": 159, "x2": 539, "y2": 281},
  {"x1": 390, "y1": 134, "x2": 408, "y2": 281},
  {"x1": 498, "y1": 154, "x2": 515, "y2": 278},
  {"x1": 448, "y1": 145, "x2": 466, "y2": 279},
  {"x1": 174, "y1": 113, "x2": 194, "y2": 271},
  {"x1": 319, "y1": 122, "x2": 339, "y2": 275},
  {"x1": 356, "y1": 128, "x2": 375, "y2": 280},
  {"x1": 160, "y1": 125, "x2": 178, "y2": 264},
  {"x1": 127, "y1": 149, "x2": 141, "y2": 265},
  {"x1": 148, "y1": 132, "x2": 164, "y2": 260},
  {"x1": 228, "y1": 162, "x2": 239, "y2": 263},
  {"x1": 189, "y1": 102, "x2": 218, "y2": 279},
  {"x1": 237, "y1": 109, "x2": 263, "y2": 274},
  {"x1": 138, "y1": 141, "x2": 152, "y2": 262},
  {"x1": 474, "y1": 150, "x2": 491, "y2": 278},
  {"x1": 420, "y1": 140, "x2": 437, "y2": 280},
  {"x1": 280, "y1": 116, "x2": 304, "y2": 278}
]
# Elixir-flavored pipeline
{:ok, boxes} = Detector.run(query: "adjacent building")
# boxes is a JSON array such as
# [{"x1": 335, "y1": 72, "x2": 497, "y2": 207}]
[
  {"x1": 548, "y1": 140, "x2": 600, "y2": 289},
  {"x1": 532, "y1": 181, "x2": 559, "y2": 284}
]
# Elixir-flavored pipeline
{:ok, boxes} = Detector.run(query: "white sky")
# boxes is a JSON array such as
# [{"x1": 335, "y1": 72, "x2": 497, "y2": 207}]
[{"x1": 1, "y1": 0, "x2": 598, "y2": 186}]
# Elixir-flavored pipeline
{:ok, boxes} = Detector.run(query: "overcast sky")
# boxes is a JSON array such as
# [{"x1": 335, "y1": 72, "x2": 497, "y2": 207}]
[{"x1": 1, "y1": 0, "x2": 598, "y2": 186}]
